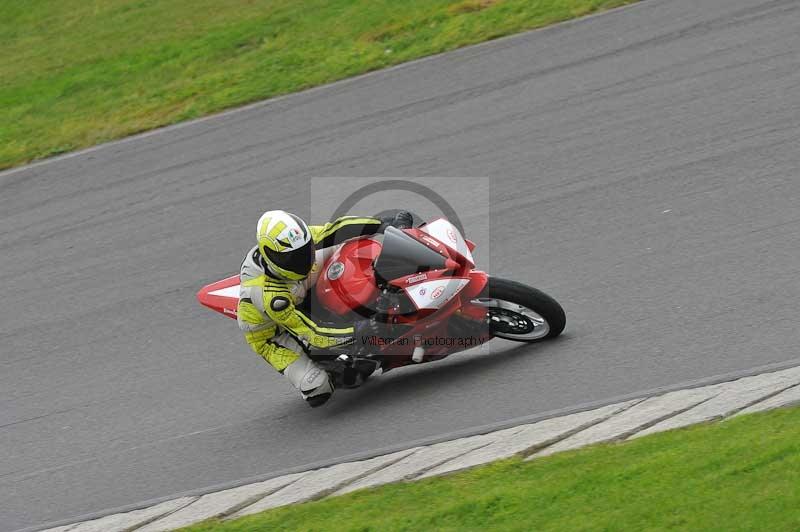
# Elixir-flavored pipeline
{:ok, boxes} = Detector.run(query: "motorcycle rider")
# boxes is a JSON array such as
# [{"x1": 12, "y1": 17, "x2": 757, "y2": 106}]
[{"x1": 238, "y1": 210, "x2": 413, "y2": 407}]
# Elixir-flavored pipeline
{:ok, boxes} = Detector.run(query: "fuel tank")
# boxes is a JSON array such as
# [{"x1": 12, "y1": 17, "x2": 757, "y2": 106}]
[{"x1": 315, "y1": 237, "x2": 381, "y2": 316}]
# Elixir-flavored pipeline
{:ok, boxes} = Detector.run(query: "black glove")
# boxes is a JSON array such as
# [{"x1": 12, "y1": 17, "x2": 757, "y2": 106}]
[
  {"x1": 392, "y1": 211, "x2": 414, "y2": 229},
  {"x1": 378, "y1": 210, "x2": 414, "y2": 232}
]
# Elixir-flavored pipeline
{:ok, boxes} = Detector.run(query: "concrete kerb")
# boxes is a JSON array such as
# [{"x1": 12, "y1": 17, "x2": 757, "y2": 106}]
[
  {"x1": 42, "y1": 364, "x2": 800, "y2": 532},
  {"x1": 335, "y1": 428, "x2": 520, "y2": 495},
  {"x1": 67, "y1": 498, "x2": 197, "y2": 532},
  {"x1": 532, "y1": 385, "x2": 724, "y2": 457},
  {"x1": 736, "y1": 383, "x2": 800, "y2": 416},
  {"x1": 632, "y1": 366, "x2": 800, "y2": 438},
  {"x1": 424, "y1": 399, "x2": 643, "y2": 475},
  {"x1": 228, "y1": 448, "x2": 418, "y2": 519},
  {"x1": 136, "y1": 472, "x2": 308, "y2": 532}
]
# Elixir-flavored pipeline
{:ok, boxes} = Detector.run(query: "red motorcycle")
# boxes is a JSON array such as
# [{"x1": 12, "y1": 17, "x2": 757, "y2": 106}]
[{"x1": 198, "y1": 219, "x2": 565, "y2": 384}]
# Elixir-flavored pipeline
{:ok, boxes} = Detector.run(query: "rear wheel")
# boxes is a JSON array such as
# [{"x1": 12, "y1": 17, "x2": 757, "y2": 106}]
[{"x1": 472, "y1": 277, "x2": 565, "y2": 342}]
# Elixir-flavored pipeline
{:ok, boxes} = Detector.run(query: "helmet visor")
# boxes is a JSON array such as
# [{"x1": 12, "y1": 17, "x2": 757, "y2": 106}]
[{"x1": 264, "y1": 240, "x2": 315, "y2": 278}]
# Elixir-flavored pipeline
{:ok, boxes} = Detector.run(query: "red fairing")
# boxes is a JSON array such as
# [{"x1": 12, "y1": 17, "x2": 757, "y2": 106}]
[
  {"x1": 198, "y1": 220, "x2": 491, "y2": 368},
  {"x1": 315, "y1": 237, "x2": 382, "y2": 316},
  {"x1": 197, "y1": 275, "x2": 240, "y2": 319},
  {"x1": 457, "y1": 270, "x2": 490, "y2": 321},
  {"x1": 463, "y1": 270, "x2": 489, "y2": 298}
]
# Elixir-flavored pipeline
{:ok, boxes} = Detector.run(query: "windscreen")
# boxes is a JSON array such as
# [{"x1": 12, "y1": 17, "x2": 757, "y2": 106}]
[{"x1": 373, "y1": 227, "x2": 447, "y2": 282}]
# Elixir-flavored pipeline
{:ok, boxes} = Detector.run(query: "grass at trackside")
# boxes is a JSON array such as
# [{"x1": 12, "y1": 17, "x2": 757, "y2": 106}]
[
  {"x1": 0, "y1": 0, "x2": 638, "y2": 170},
  {"x1": 182, "y1": 406, "x2": 800, "y2": 531}
]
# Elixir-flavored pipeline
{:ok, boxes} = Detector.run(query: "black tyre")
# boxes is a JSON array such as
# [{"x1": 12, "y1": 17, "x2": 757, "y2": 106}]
[{"x1": 474, "y1": 277, "x2": 565, "y2": 342}]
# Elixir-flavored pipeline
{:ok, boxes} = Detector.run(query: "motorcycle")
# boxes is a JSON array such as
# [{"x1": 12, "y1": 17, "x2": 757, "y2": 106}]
[{"x1": 197, "y1": 218, "x2": 565, "y2": 387}]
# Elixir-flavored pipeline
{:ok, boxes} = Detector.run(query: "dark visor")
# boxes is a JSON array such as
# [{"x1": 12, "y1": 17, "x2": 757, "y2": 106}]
[{"x1": 265, "y1": 240, "x2": 315, "y2": 277}]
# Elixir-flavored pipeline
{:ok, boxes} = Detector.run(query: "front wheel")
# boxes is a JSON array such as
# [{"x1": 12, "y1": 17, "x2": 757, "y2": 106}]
[{"x1": 472, "y1": 277, "x2": 565, "y2": 342}]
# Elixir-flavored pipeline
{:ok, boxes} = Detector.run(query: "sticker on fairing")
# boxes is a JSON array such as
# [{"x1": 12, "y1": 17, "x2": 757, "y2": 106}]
[
  {"x1": 327, "y1": 261, "x2": 345, "y2": 280},
  {"x1": 421, "y1": 219, "x2": 474, "y2": 265},
  {"x1": 405, "y1": 278, "x2": 470, "y2": 310}
]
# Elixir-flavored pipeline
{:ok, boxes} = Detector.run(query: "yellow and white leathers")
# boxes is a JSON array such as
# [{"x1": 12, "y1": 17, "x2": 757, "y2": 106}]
[{"x1": 237, "y1": 215, "x2": 384, "y2": 403}]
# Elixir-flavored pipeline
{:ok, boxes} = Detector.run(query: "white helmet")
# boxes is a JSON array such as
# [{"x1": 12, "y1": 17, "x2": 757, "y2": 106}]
[{"x1": 256, "y1": 210, "x2": 314, "y2": 280}]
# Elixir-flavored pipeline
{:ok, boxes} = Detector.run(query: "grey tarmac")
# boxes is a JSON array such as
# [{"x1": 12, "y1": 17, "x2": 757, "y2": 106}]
[
  {"x1": 3, "y1": 0, "x2": 800, "y2": 530},
  {"x1": 46, "y1": 366, "x2": 800, "y2": 531}
]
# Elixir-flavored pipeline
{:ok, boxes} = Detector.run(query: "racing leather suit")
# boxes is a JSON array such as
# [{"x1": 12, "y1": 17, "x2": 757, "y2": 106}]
[{"x1": 237, "y1": 216, "x2": 388, "y2": 402}]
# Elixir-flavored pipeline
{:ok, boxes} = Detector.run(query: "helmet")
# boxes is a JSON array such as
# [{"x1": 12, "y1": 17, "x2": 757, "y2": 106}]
[{"x1": 256, "y1": 210, "x2": 315, "y2": 280}]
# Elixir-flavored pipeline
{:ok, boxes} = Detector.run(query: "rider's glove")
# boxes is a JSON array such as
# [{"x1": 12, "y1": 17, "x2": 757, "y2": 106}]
[
  {"x1": 379, "y1": 211, "x2": 414, "y2": 232},
  {"x1": 391, "y1": 211, "x2": 414, "y2": 229}
]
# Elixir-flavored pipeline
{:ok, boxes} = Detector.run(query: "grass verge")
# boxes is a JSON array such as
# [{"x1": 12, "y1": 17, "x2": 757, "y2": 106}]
[
  {"x1": 182, "y1": 405, "x2": 800, "y2": 531},
  {"x1": 0, "y1": 0, "x2": 637, "y2": 170}
]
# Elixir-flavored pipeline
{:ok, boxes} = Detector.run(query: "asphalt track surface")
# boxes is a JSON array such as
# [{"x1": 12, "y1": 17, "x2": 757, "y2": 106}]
[{"x1": 3, "y1": 0, "x2": 800, "y2": 529}]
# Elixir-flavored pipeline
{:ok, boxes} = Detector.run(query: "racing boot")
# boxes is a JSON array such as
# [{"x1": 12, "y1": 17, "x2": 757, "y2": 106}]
[{"x1": 284, "y1": 354, "x2": 334, "y2": 407}]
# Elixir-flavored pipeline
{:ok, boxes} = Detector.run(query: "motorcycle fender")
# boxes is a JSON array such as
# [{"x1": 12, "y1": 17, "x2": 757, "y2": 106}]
[{"x1": 463, "y1": 270, "x2": 489, "y2": 299}]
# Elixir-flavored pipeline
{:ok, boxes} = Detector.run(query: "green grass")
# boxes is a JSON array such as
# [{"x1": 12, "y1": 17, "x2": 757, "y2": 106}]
[
  {"x1": 0, "y1": 0, "x2": 637, "y2": 170},
  {"x1": 183, "y1": 406, "x2": 800, "y2": 531}
]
